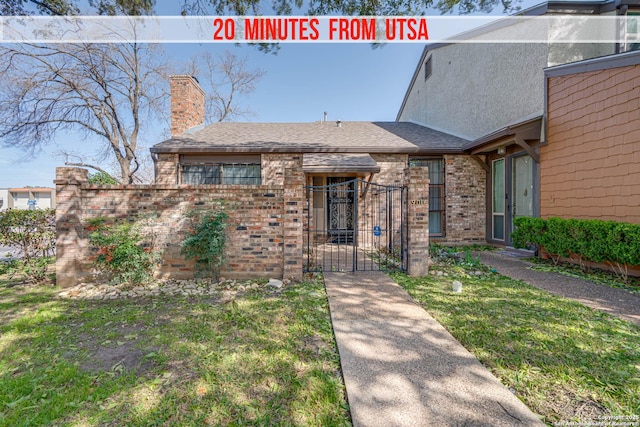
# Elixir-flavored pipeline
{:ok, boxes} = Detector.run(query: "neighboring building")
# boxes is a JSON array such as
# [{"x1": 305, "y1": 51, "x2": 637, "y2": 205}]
[
  {"x1": 0, "y1": 189, "x2": 7, "y2": 211},
  {"x1": 396, "y1": 0, "x2": 639, "y2": 245},
  {"x1": 0, "y1": 187, "x2": 56, "y2": 210},
  {"x1": 542, "y1": 49, "x2": 640, "y2": 223}
]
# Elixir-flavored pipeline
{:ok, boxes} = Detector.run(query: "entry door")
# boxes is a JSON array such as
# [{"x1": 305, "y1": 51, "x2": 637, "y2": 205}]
[
  {"x1": 327, "y1": 177, "x2": 355, "y2": 243},
  {"x1": 491, "y1": 154, "x2": 536, "y2": 244},
  {"x1": 511, "y1": 155, "x2": 534, "y2": 230}
]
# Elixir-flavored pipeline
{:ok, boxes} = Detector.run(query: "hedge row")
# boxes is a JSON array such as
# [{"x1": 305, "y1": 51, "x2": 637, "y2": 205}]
[{"x1": 512, "y1": 217, "x2": 640, "y2": 267}]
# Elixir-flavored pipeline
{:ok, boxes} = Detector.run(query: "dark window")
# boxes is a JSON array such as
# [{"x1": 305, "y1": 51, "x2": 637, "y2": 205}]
[
  {"x1": 424, "y1": 56, "x2": 432, "y2": 81},
  {"x1": 182, "y1": 163, "x2": 261, "y2": 185},
  {"x1": 409, "y1": 158, "x2": 445, "y2": 236}
]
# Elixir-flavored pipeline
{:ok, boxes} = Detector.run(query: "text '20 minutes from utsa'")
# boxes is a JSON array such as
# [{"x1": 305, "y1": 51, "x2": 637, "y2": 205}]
[{"x1": 212, "y1": 17, "x2": 430, "y2": 42}]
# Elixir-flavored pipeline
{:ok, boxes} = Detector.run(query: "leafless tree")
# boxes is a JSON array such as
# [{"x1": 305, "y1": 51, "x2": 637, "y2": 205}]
[
  {"x1": 0, "y1": 40, "x2": 167, "y2": 184},
  {"x1": 0, "y1": 42, "x2": 265, "y2": 183},
  {"x1": 185, "y1": 51, "x2": 265, "y2": 123}
]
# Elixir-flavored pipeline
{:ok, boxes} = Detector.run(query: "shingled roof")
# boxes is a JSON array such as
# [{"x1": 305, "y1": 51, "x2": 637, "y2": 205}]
[{"x1": 150, "y1": 121, "x2": 470, "y2": 154}]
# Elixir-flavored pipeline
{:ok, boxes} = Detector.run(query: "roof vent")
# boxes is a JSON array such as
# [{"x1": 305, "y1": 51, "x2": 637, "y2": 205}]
[{"x1": 336, "y1": 120, "x2": 342, "y2": 128}]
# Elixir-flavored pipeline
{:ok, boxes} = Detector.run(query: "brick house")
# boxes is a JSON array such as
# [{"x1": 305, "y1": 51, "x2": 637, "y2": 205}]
[
  {"x1": 56, "y1": 1, "x2": 639, "y2": 287},
  {"x1": 152, "y1": 75, "x2": 482, "y2": 248}
]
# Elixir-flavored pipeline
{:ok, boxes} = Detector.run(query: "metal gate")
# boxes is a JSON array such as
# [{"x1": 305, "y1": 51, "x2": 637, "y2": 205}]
[{"x1": 304, "y1": 178, "x2": 407, "y2": 273}]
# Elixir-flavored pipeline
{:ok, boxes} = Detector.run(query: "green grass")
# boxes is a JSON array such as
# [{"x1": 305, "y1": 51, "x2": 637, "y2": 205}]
[
  {"x1": 0, "y1": 275, "x2": 350, "y2": 426},
  {"x1": 392, "y1": 267, "x2": 640, "y2": 425}
]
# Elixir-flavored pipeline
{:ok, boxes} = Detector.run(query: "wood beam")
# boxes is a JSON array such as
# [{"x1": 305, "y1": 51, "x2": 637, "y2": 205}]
[
  {"x1": 514, "y1": 136, "x2": 540, "y2": 163},
  {"x1": 471, "y1": 154, "x2": 489, "y2": 172}
]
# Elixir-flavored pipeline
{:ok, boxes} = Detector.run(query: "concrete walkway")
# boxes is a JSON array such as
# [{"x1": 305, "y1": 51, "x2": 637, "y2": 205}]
[
  {"x1": 324, "y1": 272, "x2": 545, "y2": 427},
  {"x1": 477, "y1": 251, "x2": 640, "y2": 327}
]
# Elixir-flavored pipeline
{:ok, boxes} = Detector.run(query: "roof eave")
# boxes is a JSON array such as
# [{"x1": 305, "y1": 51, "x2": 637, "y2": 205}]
[
  {"x1": 150, "y1": 145, "x2": 421, "y2": 154},
  {"x1": 464, "y1": 115, "x2": 543, "y2": 152}
]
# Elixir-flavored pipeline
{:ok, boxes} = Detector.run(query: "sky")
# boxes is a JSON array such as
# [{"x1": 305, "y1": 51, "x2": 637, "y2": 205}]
[{"x1": 0, "y1": 1, "x2": 540, "y2": 188}]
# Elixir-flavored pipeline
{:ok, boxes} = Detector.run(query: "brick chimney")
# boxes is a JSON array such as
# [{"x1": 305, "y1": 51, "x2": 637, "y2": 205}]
[{"x1": 170, "y1": 75, "x2": 205, "y2": 137}]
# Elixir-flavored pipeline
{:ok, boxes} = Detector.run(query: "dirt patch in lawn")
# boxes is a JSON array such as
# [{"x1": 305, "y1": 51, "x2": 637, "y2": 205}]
[{"x1": 73, "y1": 327, "x2": 160, "y2": 376}]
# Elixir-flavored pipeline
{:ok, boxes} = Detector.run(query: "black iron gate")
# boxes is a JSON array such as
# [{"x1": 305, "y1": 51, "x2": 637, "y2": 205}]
[{"x1": 304, "y1": 178, "x2": 407, "y2": 273}]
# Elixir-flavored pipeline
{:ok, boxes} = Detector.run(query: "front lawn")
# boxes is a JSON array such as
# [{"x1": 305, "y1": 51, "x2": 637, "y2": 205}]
[
  {"x1": 0, "y1": 276, "x2": 350, "y2": 426},
  {"x1": 393, "y1": 267, "x2": 640, "y2": 426}
]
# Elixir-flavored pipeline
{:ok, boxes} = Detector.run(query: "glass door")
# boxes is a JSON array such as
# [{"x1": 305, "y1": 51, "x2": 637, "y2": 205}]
[
  {"x1": 491, "y1": 159, "x2": 505, "y2": 241},
  {"x1": 511, "y1": 155, "x2": 534, "y2": 222}
]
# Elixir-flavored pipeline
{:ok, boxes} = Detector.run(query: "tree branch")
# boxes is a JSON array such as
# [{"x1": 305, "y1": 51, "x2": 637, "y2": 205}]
[{"x1": 64, "y1": 162, "x2": 120, "y2": 182}]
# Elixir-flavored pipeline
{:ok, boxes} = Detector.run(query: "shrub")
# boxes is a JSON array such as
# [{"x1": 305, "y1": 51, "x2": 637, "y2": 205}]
[
  {"x1": 513, "y1": 216, "x2": 640, "y2": 281},
  {"x1": 88, "y1": 171, "x2": 119, "y2": 185},
  {"x1": 0, "y1": 208, "x2": 55, "y2": 283},
  {"x1": 181, "y1": 209, "x2": 228, "y2": 282},
  {"x1": 88, "y1": 219, "x2": 158, "y2": 285}
]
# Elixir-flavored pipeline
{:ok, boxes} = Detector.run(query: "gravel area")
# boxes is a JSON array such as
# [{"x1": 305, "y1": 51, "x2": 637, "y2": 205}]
[
  {"x1": 477, "y1": 251, "x2": 640, "y2": 327},
  {"x1": 57, "y1": 277, "x2": 285, "y2": 301}
]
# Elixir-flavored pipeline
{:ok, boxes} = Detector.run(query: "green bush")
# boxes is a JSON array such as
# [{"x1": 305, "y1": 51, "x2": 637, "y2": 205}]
[
  {"x1": 181, "y1": 209, "x2": 228, "y2": 282},
  {"x1": 87, "y1": 220, "x2": 158, "y2": 285},
  {"x1": 513, "y1": 216, "x2": 640, "y2": 280},
  {"x1": 0, "y1": 208, "x2": 55, "y2": 283},
  {"x1": 88, "y1": 171, "x2": 119, "y2": 185}
]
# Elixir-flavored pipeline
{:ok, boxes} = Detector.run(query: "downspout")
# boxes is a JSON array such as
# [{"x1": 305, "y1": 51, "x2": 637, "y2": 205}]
[{"x1": 150, "y1": 152, "x2": 158, "y2": 184}]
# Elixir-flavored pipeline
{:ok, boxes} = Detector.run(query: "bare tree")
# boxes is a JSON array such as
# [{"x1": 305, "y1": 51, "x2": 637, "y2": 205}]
[
  {"x1": 0, "y1": 39, "x2": 266, "y2": 183},
  {"x1": 186, "y1": 51, "x2": 265, "y2": 123},
  {"x1": 0, "y1": 40, "x2": 166, "y2": 184}
]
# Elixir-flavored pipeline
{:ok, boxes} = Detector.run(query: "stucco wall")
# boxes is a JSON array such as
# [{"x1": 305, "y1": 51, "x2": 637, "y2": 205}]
[
  {"x1": 398, "y1": 17, "x2": 618, "y2": 140},
  {"x1": 399, "y1": 42, "x2": 548, "y2": 140},
  {"x1": 542, "y1": 63, "x2": 640, "y2": 223}
]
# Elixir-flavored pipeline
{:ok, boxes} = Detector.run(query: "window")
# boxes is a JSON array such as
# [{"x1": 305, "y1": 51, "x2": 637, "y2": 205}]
[
  {"x1": 424, "y1": 56, "x2": 432, "y2": 81},
  {"x1": 182, "y1": 163, "x2": 261, "y2": 185},
  {"x1": 623, "y1": 11, "x2": 640, "y2": 52},
  {"x1": 409, "y1": 158, "x2": 445, "y2": 236}
]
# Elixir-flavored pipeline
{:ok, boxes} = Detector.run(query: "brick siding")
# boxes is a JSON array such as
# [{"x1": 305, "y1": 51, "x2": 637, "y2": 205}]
[
  {"x1": 544, "y1": 64, "x2": 640, "y2": 223},
  {"x1": 442, "y1": 155, "x2": 487, "y2": 243}
]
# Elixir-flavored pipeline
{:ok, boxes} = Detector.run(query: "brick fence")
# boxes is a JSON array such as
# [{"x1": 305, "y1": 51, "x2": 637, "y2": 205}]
[
  {"x1": 55, "y1": 167, "x2": 304, "y2": 288},
  {"x1": 55, "y1": 165, "x2": 429, "y2": 288}
]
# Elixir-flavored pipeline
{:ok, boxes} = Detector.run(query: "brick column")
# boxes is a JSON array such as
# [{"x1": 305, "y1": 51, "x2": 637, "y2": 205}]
[
  {"x1": 282, "y1": 158, "x2": 304, "y2": 281},
  {"x1": 407, "y1": 166, "x2": 430, "y2": 276},
  {"x1": 154, "y1": 154, "x2": 179, "y2": 184},
  {"x1": 55, "y1": 167, "x2": 89, "y2": 288}
]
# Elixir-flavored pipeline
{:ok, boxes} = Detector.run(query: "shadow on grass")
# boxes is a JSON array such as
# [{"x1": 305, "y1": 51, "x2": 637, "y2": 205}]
[
  {"x1": 0, "y1": 280, "x2": 351, "y2": 426},
  {"x1": 392, "y1": 271, "x2": 640, "y2": 424}
]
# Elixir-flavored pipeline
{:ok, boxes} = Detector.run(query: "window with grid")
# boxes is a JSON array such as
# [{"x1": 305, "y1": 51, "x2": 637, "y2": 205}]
[
  {"x1": 182, "y1": 163, "x2": 261, "y2": 185},
  {"x1": 409, "y1": 158, "x2": 445, "y2": 236}
]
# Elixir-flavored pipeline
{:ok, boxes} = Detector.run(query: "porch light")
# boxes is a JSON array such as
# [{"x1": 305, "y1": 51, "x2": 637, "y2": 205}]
[{"x1": 497, "y1": 145, "x2": 506, "y2": 155}]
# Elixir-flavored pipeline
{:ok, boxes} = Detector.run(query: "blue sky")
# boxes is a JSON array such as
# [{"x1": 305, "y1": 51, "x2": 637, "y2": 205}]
[
  {"x1": 0, "y1": 42, "x2": 425, "y2": 187},
  {"x1": 0, "y1": 0, "x2": 540, "y2": 188}
]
